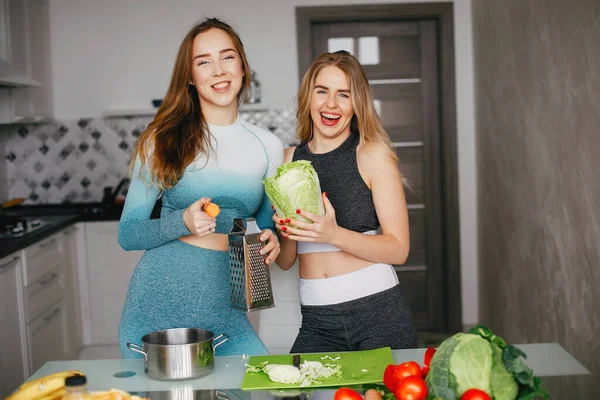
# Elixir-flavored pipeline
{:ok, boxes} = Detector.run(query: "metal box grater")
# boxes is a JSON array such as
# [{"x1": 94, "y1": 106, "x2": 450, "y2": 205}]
[{"x1": 228, "y1": 218, "x2": 275, "y2": 312}]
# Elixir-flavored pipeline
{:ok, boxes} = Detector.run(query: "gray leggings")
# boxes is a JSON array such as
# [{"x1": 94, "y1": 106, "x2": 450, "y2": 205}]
[{"x1": 290, "y1": 284, "x2": 418, "y2": 353}]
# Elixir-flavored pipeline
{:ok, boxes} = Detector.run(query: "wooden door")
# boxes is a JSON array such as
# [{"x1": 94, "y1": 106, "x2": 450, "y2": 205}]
[{"x1": 311, "y1": 20, "x2": 446, "y2": 331}]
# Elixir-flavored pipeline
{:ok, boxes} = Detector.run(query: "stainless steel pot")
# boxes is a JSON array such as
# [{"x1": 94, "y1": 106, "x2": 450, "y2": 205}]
[
  {"x1": 142, "y1": 388, "x2": 230, "y2": 400},
  {"x1": 127, "y1": 328, "x2": 229, "y2": 381}
]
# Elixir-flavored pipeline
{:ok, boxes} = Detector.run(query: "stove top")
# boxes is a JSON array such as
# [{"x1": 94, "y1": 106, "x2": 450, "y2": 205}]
[{"x1": 0, "y1": 216, "x2": 49, "y2": 239}]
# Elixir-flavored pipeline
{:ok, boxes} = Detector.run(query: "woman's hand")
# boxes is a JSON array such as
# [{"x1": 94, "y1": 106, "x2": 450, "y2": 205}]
[
  {"x1": 183, "y1": 197, "x2": 217, "y2": 236},
  {"x1": 259, "y1": 229, "x2": 280, "y2": 265},
  {"x1": 272, "y1": 212, "x2": 291, "y2": 235},
  {"x1": 280, "y1": 193, "x2": 339, "y2": 243}
]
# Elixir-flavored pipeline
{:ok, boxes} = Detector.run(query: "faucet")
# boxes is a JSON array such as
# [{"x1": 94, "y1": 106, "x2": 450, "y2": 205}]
[{"x1": 102, "y1": 178, "x2": 130, "y2": 205}]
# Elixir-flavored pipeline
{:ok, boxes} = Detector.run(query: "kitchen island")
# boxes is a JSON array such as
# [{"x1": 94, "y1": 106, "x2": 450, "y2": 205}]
[{"x1": 27, "y1": 344, "x2": 590, "y2": 399}]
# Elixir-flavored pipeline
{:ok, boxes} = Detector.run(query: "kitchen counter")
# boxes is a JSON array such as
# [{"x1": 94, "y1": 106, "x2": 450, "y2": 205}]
[
  {"x1": 0, "y1": 202, "x2": 125, "y2": 259},
  {"x1": 27, "y1": 344, "x2": 590, "y2": 398}
]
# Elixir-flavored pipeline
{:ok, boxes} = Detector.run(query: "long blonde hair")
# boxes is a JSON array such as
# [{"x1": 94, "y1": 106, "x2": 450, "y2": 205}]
[
  {"x1": 130, "y1": 18, "x2": 251, "y2": 189},
  {"x1": 296, "y1": 51, "x2": 397, "y2": 161}
]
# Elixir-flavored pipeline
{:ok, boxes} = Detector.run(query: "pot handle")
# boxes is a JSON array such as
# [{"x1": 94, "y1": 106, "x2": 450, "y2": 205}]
[
  {"x1": 212, "y1": 333, "x2": 230, "y2": 353},
  {"x1": 127, "y1": 342, "x2": 147, "y2": 361}
]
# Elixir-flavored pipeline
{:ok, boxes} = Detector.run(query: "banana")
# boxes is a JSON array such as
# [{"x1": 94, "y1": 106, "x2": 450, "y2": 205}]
[
  {"x1": 36, "y1": 387, "x2": 66, "y2": 400},
  {"x1": 5, "y1": 370, "x2": 84, "y2": 400}
]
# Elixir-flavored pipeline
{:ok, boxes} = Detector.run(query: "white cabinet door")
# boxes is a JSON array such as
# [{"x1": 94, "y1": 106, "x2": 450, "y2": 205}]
[
  {"x1": 0, "y1": 254, "x2": 27, "y2": 398},
  {"x1": 85, "y1": 221, "x2": 142, "y2": 345},
  {"x1": 0, "y1": 0, "x2": 10, "y2": 69},
  {"x1": 0, "y1": 0, "x2": 51, "y2": 123},
  {"x1": 27, "y1": 299, "x2": 66, "y2": 373},
  {"x1": 11, "y1": 0, "x2": 52, "y2": 120},
  {"x1": 62, "y1": 225, "x2": 84, "y2": 359}
]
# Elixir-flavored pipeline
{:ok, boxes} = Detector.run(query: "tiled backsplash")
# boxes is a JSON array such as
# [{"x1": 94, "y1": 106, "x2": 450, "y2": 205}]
[{"x1": 1, "y1": 109, "x2": 297, "y2": 204}]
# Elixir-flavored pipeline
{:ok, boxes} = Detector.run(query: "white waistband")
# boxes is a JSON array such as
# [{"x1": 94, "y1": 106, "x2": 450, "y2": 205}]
[
  {"x1": 299, "y1": 263, "x2": 399, "y2": 306},
  {"x1": 297, "y1": 230, "x2": 377, "y2": 254}
]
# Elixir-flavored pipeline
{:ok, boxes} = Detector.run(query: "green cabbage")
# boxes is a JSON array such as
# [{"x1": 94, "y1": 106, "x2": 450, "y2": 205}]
[
  {"x1": 425, "y1": 325, "x2": 548, "y2": 400},
  {"x1": 263, "y1": 160, "x2": 325, "y2": 224}
]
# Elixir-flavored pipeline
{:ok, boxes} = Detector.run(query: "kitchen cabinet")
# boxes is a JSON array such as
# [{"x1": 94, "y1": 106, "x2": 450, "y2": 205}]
[
  {"x1": 84, "y1": 221, "x2": 142, "y2": 344},
  {"x1": 257, "y1": 264, "x2": 301, "y2": 354},
  {"x1": 21, "y1": 231, "x2": 68, "y2": 372},
  {"x1": 62, "y1": 225, "x2": 84, "y2": 359},
  {"x1": 0, "y1": 0, "x2": 40, "y2": 86},
  {"x1": 0, "y1": 253, "x2": 27, "y2": 398},
  {"x1": 28, "y1": 299, "x2": 66, "y2": 372},
  {"x1": 0, "y1": 0, "x2": 52, "y2": 124}
]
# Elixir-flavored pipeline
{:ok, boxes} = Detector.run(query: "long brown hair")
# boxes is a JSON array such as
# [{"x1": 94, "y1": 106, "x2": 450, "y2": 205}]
[
  {"x1": 130, "y1": 18, "x2": 251, "y2": 189},
  {"x1": 296, "y1": 51, "x2": 397, "y2": 161}
]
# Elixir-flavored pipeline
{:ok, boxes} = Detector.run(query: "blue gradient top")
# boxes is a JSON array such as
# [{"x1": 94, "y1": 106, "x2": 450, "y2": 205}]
[{"x1": 118, "y1": 116, "x2": 284, "y2": 250}]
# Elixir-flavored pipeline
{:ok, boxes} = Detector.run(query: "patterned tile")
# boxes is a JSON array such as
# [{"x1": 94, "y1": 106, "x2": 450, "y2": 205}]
[{"x1": 3, "y1": 109, "x2": 298, "y2": 204}]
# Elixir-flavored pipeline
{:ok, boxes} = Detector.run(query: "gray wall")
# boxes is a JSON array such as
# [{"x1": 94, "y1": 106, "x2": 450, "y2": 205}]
[{"x1": 473, "y1": 0, "x2": 599, "y2": 398}]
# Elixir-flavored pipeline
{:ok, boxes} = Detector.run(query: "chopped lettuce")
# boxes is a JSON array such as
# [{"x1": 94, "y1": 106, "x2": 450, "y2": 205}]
[
  {"x1": 245, "y1": 360, "x2": 342, "y2": 387},
  {"x1": 264, "y1": 364, "x2": 302, "y2": 385},
  {"x1": 263, "y1": 160, "x2": 325, "y2": 224}
]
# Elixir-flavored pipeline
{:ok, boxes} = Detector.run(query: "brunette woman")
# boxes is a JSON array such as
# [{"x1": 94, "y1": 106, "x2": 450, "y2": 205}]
[{"x1": 118, "y1": 18, "x2": 283, "y2": 357}]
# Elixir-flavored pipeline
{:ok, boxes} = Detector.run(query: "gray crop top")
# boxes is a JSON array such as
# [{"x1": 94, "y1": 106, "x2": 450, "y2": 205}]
[{"x1": 292, "y1": 131, "x2": 379, "y2": 233}]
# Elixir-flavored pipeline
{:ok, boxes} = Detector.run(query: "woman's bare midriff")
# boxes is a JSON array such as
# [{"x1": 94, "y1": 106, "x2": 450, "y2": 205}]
[
  {"x1": 178, "y1": 233, "x2": 229, "y2": 251},
  {"x1": 298, "y1": 251, "x2": 374, "y2": 279}
]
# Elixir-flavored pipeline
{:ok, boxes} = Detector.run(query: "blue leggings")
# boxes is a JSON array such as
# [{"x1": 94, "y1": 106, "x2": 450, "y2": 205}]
[{"x1": 118, "y1": 240, "x2": 268, "y2": 357}]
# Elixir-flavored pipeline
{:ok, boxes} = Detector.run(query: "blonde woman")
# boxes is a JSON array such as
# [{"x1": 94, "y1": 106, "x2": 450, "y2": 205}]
[
  {"x1": 274, "y1": 51, "x2": 417, "y2": 353},
  {"x1": 118, "y1": 18, "x2": 283, "y2": 357}
]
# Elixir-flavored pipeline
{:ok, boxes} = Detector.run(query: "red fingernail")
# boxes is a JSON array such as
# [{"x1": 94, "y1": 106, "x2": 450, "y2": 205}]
[
  {"x1": 296, "y1": 209, "x2": 301, "y2": 214},
  {"x1": 280, "y1": 219, "x2": 284, "y2": 224},
  {"x1": 284, "y1": 235, "x2": 289, "y2": 239},
  {"x1": 323, "y1": 192, "x2": 327, "y2": 197},
  {"x1": 271, "y1": 205, "x2": 275, "y2": 210},
  {"x1": 282, "y1": 226, "x2": 287, "y2": 231},
  {"x1": 285, "y1": 218, "x2": 291, "y2": 223}
]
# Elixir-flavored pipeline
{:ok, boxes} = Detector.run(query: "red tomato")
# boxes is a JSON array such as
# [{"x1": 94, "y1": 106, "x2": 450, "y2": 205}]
[
  {"x1": 460, "y1": 389, "x2": 492, "y2": 400},
  {"x1": 422, "y1": 347, "x2": 437, "y2": 378},
  {"x1": 334, "y1": 387, "x2": 363, "y2": 400},
  {"x1": 383, "y1": 362, "x2": 422, "y2": 392},
  {"x1": 393, "y1": 376, "x2": 428, "y2": 400},
  {"x1": 393, "y1": 362, "x2": 422, "y2": 383},
  {"x1": 383, "y1": 364, "x2": 399, "y2": 391}
]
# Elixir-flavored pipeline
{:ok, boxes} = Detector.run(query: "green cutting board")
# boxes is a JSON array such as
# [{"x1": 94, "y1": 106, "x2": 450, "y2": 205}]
[{"x1": 241, "y1": 347, "x2": 394, "y2": 390}]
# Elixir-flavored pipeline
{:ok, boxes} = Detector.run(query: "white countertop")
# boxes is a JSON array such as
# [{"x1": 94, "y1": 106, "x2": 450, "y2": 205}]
[{"x1": 29, "y1": 343, "x2": 589, "y2": 394}]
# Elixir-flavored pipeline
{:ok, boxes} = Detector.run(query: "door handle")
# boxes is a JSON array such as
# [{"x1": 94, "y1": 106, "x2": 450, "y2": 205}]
[
  {"x1": 39, "y1": 238, "x2": 57, "y2": 248},
  {"x1": 38, "y1": 272, "x2": 58, "y2": 285},
  {"x1": 42, "y1": 308, "x2": 61, "y2": 323}
]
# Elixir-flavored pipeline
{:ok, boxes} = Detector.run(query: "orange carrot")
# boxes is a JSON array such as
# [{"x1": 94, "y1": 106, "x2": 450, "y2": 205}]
[{"x1": 203, "y1": 202, "x2": 220, "y2": 217}]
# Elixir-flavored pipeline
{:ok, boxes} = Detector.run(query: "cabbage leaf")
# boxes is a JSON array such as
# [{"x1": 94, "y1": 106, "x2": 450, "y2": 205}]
[{"x1": 263, "y1": 160, "x2": 325, "y2": 224}]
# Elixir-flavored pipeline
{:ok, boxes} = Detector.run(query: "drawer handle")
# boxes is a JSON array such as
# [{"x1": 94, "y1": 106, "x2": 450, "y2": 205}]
[
  {"x1": 63, "y1": 227, "x2": 78, "y2": 236},
  {"x1": 42, "y1": 308, "x2": 61, "y2": 323},
  {"x1": 38, "y1": 272, "x2": 58, "y2": 285},
  {"x1": 0, "y1": 257, "x2": 19, "y2": 271},
  {"x1": 39, "y1": 238, "x2": 57, "y2": 248}
]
